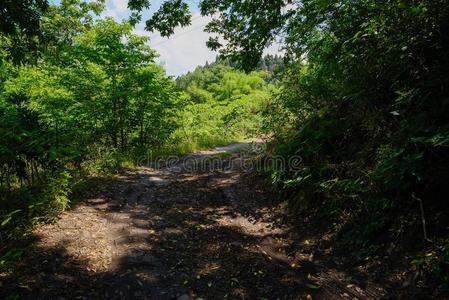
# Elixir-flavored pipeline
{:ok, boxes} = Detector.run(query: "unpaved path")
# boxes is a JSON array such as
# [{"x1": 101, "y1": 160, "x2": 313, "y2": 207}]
[{"x1": 2, "y1": 143, "x2": 386, "y2": 299}]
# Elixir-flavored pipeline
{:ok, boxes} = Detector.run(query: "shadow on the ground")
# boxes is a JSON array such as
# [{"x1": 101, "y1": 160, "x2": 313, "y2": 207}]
[{"x1": 1, "y1": 156, "x2": 383, "y2": 299}]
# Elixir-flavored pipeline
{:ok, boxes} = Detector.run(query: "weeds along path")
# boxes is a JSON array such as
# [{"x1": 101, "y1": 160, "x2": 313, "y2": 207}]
[{"x1": 3, "y1": 143, "x2": 386, "y2": 299}]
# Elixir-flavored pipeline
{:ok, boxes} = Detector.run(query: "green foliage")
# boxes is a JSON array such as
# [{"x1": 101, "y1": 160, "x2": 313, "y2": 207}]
[
  {"x1": 31, "y1": 171, "x2": 72, "y2": 217},
  {"x1": 251, "y1": 0, "x2": 449, "y2": 267},
  {"x1": 0, "y1": 0, "x2": 48, "y2": 36},
  {"x1": 145, "y1": 0, "x2": 191, "y2": 37},
  {"x1": 0, "y1": 0, "x2": 48, "y2": 64},
  {"x1": 407, "y1": 242, "x2": 449, "y2": 291},
  {"x1": 173, "y1": 60, "x2": 275, "y2": 151},
  {"x1": 0, "y1": 1, "x2": 184, "y2": 246}
]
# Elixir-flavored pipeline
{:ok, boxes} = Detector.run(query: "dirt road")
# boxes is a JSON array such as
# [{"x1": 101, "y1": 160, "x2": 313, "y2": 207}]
[{"x1": 2, "y1": 143, "x2": 385, "y2": 299}]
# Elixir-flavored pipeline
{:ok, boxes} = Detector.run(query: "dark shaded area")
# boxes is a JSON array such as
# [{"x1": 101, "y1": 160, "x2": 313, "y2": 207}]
[
  {"x1": 0, "y1": 0, "x2": 48, "y2": 36},
  {"x1": 1, "y1": 153, "x2": 388, "y2": 299},
  {"x1": 0, "y1": 172, "x2": 305, "y2": 298}
]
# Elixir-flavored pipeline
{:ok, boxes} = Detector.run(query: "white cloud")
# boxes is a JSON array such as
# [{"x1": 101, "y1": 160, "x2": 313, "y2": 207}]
[
  {"x1": 102, "y1": 3, "x2": 282, "y2": 76},
  {"x1": 111, "y1": 0, "x2": 128, "y2": 13},
  {"x1": 101, "y1": 0, "x2": 130, "y2": 19},
  {"x1": 140, "y1": 13, "x2": 283, "y2": 76},
  {"x1": 135, "y1": 13, "x2": 218, "y2": 76},
  {"x1": 264, "y1": 40, "x2": 284, "y2": 56}
]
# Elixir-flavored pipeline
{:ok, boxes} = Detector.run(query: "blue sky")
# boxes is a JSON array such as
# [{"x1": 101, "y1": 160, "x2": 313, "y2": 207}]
[{"x1": 50, "y1": 0, "x2": 281, "y2": 76}]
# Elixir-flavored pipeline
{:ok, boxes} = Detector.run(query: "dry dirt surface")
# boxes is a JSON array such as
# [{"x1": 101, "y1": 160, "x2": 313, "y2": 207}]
[{"x1": 2, "y1": 143, "x2": 387, "y2": 299}]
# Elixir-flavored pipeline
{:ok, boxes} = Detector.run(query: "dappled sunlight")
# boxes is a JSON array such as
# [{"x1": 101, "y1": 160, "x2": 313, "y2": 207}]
[
  {"x1": 33, "y1": 205, "x2": 115, "y2": 273},
  {"x1": 2, "y1": 144, "x2": 385, "y2": 299},
  {"x1": 215, "y1": 214, "x2": 285, "y2": 237}
]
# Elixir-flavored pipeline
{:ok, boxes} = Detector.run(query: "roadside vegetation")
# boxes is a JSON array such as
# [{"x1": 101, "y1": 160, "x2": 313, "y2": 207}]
[{"x1": 173, "y1": 60, "x2": 277, "y2": 152}]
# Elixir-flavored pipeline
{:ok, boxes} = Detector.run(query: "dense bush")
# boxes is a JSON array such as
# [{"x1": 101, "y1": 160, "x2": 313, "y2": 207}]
[
  {"x1": 173, "y1": 61, "x2": 276, "y2": 152},
  {"x1": 258, "y1": 0, "x2": 449, "y2": 260}
]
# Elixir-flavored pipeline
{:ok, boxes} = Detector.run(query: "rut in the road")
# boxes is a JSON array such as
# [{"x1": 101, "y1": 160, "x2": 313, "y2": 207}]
[{"x1": 2, "y1": 144, "x2": 385, "y2": 299}]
